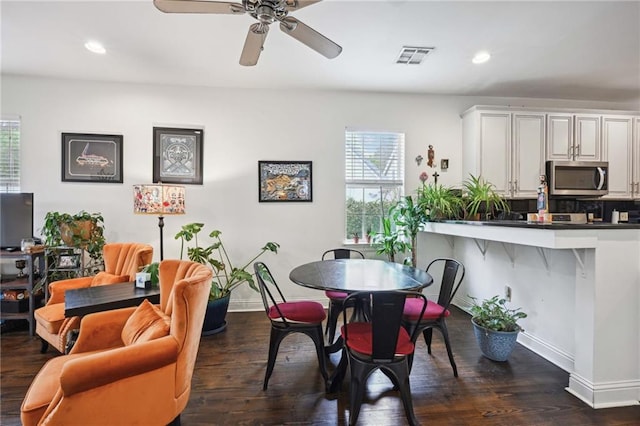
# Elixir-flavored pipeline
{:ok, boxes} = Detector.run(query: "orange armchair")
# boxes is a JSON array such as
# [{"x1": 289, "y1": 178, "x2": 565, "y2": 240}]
[
  {"x1": 35, "y1": 242, "x2": 153, "y2": 354},
  {"x1": 21, "y1": 259, "x2": 212, "y2": 426}
]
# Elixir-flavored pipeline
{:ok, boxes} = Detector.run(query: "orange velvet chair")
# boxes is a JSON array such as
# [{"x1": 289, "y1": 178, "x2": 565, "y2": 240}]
[
  {"x1": 21, "y1": 259, "x2": 212, "y2": 426},
  {"x1": 35, "y1": 242, "x2": 153, "y2": 354}
]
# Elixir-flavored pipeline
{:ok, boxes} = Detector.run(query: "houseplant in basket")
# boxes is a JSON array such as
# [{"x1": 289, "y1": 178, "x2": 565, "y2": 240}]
[
  {"x1": 40, "y1": 211, "x2": 106, "y2": 281},
  {"x1": 469, "y1": 295, "x2": 527, "y2": 361},
  {"x1": 175, "y1": 222, "x2": 279, "y2": 335}
]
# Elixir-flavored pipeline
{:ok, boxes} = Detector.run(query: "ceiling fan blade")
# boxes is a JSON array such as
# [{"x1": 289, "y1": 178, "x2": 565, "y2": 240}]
[
  {"x1": 284, "y1": 0, "x2": 322, "y2": 12},
  {"x1": 153, "y1": 0, "x2": 245, "y2": 14},
  {"x1": 279, "y1": 17, "x2": 342, "y2": 59},
  {"x1": 239, "y1": 23, "x2": 268, "y2": 66}
]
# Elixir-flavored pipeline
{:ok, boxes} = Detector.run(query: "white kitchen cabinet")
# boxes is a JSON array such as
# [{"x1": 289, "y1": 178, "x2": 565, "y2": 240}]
[
  {"x1": 602, "y1": 115, "x2": 634, "y2": 199},
  {"x1": 462, "y1": 107, "x2": 545, "y2": 198},
  {"x1": 512, "y1": 113, "x2": 546, "y2": 198},
  {"x1": 546, "y1": 113, "x2": 602, "y2": 161}
]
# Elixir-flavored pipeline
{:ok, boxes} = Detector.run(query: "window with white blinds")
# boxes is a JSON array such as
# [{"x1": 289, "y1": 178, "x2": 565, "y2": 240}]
[
  {"x1": 345, "y1": 130, "x2": 405, "y2": 241},
  {"x1": 0, "y1": 118, "x2": 21, "y2": 193}
]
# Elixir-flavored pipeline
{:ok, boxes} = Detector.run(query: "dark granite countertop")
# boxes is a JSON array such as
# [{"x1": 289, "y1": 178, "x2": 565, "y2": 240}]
[{"x1": 439, "y1": 220, "x2": 640, "y2": 230}]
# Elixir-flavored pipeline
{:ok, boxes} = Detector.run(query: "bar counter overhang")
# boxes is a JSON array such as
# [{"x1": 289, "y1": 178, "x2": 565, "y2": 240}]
[{"x1": 421, "y1": 220, "x2": 640, "y2": 409}]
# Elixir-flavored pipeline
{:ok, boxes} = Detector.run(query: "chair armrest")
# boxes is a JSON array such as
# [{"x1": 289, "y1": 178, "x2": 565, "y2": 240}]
[
  {"x1": 69, "y1": 307, "x2": 137, "y2": 354},
  {"x1": 60, "y1": 336, "x2": 179, "y2": 396},
  {"x1": 48, "y1": 277, "x2": 93, "y2": 305}
]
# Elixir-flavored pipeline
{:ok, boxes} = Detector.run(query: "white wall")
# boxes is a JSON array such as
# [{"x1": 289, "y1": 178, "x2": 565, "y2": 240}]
[{"x1": 1, "y1": 74, "x2": 635, "y2": 310}]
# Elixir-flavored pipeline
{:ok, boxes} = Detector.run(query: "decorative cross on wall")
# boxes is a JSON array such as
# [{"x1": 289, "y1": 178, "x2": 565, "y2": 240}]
[{"x1": 432, "y1": 171, "x2": 440, "y2": 185}]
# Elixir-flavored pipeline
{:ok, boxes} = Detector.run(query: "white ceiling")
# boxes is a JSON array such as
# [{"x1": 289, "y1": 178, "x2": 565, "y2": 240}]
[{"x1": 2, "y1": 0, "x2": 639, "y2": 103}]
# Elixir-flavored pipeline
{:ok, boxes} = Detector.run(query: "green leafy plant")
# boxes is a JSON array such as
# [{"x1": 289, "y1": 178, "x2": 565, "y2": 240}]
[
  {"x1": 469, "y1": 295, "x2": 527, "y2": 332},
  {"x1": 371, "y1": 216, "x2": 408, "y2": 263},
  {"x1": 141, "y1": 262, "x2": 160, "y2": 288},
  {"x1": 41, "y1": 211, "x2": 106, "y2": 277},
  {"x1": 462, "y1": 174, "x2": 510, "y2": 220},
  {"x1": 417, "y1": 183, "x2": 464, "y2": 220},
  {"x1": 391, "y1": 195, "x2": 428, "y2": 267},
  {"x1": 175, "y1": 223, "x2": 280, "y2": 300}
]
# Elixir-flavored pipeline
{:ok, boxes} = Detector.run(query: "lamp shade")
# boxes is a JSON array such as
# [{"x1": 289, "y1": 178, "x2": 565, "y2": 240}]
[{"x1": 133, "y1": 184, "x2": 185, "y2": 215}]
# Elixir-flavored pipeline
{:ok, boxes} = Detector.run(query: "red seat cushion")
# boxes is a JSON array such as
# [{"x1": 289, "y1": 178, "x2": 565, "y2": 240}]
[
  {"x1": 268, "y1": 301, "x2": 326, "y2": 323},
  {"x1": 341, "y1": 322, "x2": 414, "y2": 356},
  {"x1": 402, "y1": 298, "x2": 449, "y2": 321},
  {"x1": 325, "y1": 290, "x2": 348, "y2": 300}
]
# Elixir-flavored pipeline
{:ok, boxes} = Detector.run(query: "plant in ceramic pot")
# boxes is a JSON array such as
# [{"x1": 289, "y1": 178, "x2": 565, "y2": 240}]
[
  {"x1": 469, "y1": 295, "x2": 527, "y2": 361},
  {"x1": 462, "y1": 174, "x2": 510, "y2": 220},
  {"x1": 175, "y1": 222, "x2": 279, "y2": 334}
]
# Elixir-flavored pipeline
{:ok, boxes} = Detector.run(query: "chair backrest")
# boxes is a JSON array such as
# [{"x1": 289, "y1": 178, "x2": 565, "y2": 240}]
[
  {"x1": 321, "y1": 248, "x2": 364, "y2": 260},
  {"x1": 344, "y1": 291, "x2": 427, "y2": 362},
  {"x1": 254, "y1": 262, "x2": 288, "y2": 320},
  {"x1": 427, "y1": 258, "x2": 465, "y2": 311},
  {"x1": 103, "y1": 242, "x2": 154, "y2": 280},
  {"x1": 158, "y1": 259, "x2": 212, "y2": 398}
]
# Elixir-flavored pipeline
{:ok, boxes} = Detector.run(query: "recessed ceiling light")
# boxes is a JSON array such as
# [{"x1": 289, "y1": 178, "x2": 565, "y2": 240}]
[
  {"x1": 472, "y1": 50, "x2": 491, "y2": 64},
  {"x1": 84, "y1": 41, "x2": 106, "y2": 55}
]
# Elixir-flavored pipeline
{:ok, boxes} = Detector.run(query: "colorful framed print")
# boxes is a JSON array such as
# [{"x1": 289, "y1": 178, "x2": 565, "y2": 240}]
[
  {"x1": 153, "y1": 127, "x2": 203, "y2": 185},
  {"x1": 258, "y1": 161, "x2": 312, "y2": 202},
  {"x1": 61, "y1": 133, "x2": 123, "y2": 183}
]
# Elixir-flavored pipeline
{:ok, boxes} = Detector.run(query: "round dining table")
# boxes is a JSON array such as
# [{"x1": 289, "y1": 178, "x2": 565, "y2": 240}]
[
  {"x1": 289, "y1": 258, "x2": 433, "y2": 293},
  {"x1": 289, "y1": 258, "x2": 433, "y2": 393}
]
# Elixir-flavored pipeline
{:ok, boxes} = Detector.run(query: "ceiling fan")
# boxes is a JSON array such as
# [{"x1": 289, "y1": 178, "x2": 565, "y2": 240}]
[{"x1": 153, "y1": 0, "x2": 342, "y2": 66}]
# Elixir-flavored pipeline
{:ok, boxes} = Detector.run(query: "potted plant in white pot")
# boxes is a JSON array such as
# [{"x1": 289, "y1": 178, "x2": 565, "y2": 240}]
[
  {"x1": 175, "y1": 223, "x2": 279, "y2": 335},
  {"x1": 469, "y1": 295, "x2": 527, "y2": 361}
]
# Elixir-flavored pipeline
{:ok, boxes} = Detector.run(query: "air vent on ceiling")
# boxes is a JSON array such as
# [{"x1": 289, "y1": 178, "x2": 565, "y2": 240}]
[{"x1": 395, "y1": 46, "x2": 435, "y2": 65}]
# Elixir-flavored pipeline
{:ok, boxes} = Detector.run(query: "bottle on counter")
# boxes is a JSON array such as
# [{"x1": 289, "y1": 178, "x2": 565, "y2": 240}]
[{"x1": 537, "y1": 175, "x2": 549, "y2": 222}]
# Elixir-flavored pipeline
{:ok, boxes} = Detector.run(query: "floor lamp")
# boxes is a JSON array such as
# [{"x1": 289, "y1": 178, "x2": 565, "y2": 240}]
[{"x1": 133, "y1": 183, "x2": 185, "y2": 261}]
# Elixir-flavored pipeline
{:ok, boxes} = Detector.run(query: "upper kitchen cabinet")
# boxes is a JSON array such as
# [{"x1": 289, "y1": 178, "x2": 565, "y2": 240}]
[
  {"x1": 462, "y1": 107, "x2": 545, "y2": 199},
  {"x1": 546, "y1": 113, "x2": 602, "y2": 161},
  {"x1": 602, "y1": 115, "x2": 634, "y2": 199}
]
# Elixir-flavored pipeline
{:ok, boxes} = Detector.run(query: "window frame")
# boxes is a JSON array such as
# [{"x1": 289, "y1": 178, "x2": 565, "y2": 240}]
[{"x1": 345, "y1": 129, "x2": 405, "y2": 242}]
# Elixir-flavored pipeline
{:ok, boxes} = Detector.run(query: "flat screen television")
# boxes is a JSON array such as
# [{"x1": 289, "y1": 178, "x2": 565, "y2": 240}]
[{"x1": 0, "y1": 193, "x2": 34, "y2": 250}]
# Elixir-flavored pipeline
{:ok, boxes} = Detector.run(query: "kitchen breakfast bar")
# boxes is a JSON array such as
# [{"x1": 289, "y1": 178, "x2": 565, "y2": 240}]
[{"x1": 420, "y1": 220, "x2": 640, "y2": 409}]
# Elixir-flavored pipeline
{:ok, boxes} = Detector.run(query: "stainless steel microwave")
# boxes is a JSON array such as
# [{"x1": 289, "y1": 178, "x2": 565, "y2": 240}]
[{"x1": 546, "y1": 161, "x2": 608, "y2": 197}]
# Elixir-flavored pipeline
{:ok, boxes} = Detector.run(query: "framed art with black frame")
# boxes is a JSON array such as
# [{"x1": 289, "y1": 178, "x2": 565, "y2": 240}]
[
  {"x1": 61, "y1": 133, "x2": 123, "y2": 183},
  {"x1": 153, "y1": 127, "x2": 203, "y2": 185},
  {"x1": 258, "y1": 161, "x2": 312, "y2": 202}
]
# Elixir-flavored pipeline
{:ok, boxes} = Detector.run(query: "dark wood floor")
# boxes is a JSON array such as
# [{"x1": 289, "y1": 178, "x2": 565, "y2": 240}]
[{"x1": 2, "y1": 307, "x2": 639, "y2": 425}]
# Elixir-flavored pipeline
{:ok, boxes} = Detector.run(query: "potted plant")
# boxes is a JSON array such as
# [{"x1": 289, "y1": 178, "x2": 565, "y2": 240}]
[
  {"x1": 371, "y1": 216, "x2": 408, "y2": 263},
  {"x1": 175, "y1": 222, "x2": 279, "y2": 335},
  {"x1": 352, "y1": 232, "x2": 359, "y2": 244},
  {"x1": 469, "y1": 295, "x2": 527, "y2": 361},
  {"x1": 391, "y1": 195, "x2": 428, "y2": 267},
  {"x1": 462, "y1": 174, "x2": 510, "y2": 220},
  {"x1": 41, "y1": 211, "x2": 106, "y2": 280},
  {"x1": 140, "y1": 262, "x2": 160, "y2": 288},
  {"x1": 417, "y1": 182, "x2": 464, "y2": 221}
]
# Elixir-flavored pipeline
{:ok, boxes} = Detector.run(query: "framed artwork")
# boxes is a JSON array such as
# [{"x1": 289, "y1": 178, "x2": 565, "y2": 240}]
[
  {"x1": 153, "y1": 127, "x2": 203, "y2": 185},
  {"x1": 258, "y1": 161, "x2": 312, "y2": 202},
  {"x1": 61, "y1": 133, "x2": 123, "y2": 183},
  {"x1": 57, "y1": 254, "x2": 79, "y2": 269}
]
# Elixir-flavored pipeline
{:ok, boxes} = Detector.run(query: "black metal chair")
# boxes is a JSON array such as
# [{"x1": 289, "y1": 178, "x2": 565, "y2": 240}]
[
  {"x1": 321, "y1": 248, "x2": 365, "y2": 343},
  {"x1": 253, "y1": 262, "x2": 329, "y2": 390},
  {"x1": 340, "y1": 290, "x2": 427, "y2": 426},
  {"x1": 402, "y1": 258, "x2": 465, "y2": 377}
]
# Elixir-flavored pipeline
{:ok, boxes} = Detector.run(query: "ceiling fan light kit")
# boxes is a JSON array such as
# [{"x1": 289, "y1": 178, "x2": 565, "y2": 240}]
[{"x1": 153, "y1": 0, "x2": 342, "y2": 66}]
